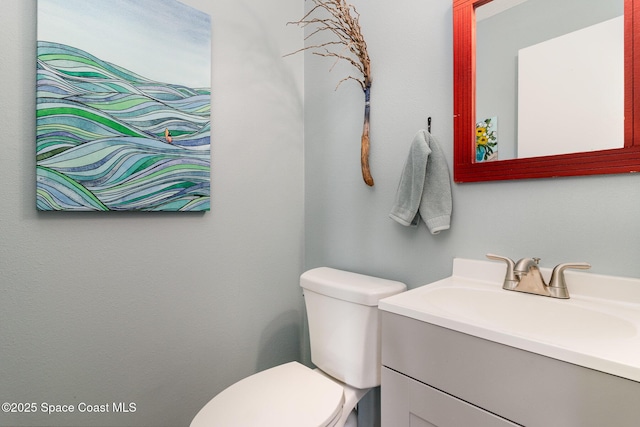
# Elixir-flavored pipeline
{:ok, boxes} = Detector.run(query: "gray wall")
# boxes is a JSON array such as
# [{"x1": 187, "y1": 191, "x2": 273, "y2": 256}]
[
  {"x1": 304, "y1": 0, "x2": 640, "y2": 288},
  {"x1": 3, "y1": 0, "x2": 640, "y2": 426},
  {"x1": 0, "y1": 0, "x2": 304, "y2": 426}
]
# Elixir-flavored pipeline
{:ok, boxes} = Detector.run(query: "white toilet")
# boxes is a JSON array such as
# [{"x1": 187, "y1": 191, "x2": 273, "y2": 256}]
[{"x1": 190, "y1": 267, "x2": 406, "y2": 427}]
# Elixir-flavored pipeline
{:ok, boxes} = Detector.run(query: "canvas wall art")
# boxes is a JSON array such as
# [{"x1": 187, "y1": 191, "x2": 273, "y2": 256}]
[{"x1": 36, "y1": 0, "x2": 211, "y2": 211}]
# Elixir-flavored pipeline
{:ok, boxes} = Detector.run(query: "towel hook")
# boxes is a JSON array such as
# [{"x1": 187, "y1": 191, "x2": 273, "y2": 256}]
[{"x1": 427, "y1": 117, "x2": 432, "y2": 133}]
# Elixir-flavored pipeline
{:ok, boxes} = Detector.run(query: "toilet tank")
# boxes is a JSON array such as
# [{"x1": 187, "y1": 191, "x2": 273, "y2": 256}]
[{"x1": 300, "y1": 267, "x2": 406, "y2": 389}]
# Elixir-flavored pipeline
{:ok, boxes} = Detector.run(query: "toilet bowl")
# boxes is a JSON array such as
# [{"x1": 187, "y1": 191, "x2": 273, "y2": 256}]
[{"x1": 190, "y1": 267, "x2": 406, "y2": 427}]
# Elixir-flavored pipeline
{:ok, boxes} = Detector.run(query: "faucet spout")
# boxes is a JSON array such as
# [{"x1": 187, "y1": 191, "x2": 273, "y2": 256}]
[
  {"x1": 512, "y1": 258, "x2": 549, "y2": 296},
  {"x1": 514, "y1": 257, "x2": 540, "y2": 277}
]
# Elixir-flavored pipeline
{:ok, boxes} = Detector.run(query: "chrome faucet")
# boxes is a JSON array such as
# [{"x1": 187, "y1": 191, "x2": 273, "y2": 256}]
[{"x1": 486, "y1": 254, "x2": 591, "y2": 299}]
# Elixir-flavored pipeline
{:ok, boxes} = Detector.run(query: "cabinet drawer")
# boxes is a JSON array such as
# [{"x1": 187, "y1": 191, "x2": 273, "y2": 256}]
[{"x1": 382, "y1": 367, "x2": 518, "y2": 426}]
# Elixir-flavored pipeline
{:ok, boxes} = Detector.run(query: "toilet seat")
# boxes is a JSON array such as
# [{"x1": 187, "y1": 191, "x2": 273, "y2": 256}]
[{"x1": 190, "y1": 362, "x2": 345, "y2": 427}]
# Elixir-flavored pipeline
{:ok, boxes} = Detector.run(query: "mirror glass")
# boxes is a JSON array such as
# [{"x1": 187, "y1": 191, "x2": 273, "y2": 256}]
[{"x1": 475, "y1": 0, "x2": 624, "y2": 162}]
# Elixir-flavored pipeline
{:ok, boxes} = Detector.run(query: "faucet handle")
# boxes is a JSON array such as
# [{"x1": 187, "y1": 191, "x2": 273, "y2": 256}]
[
  {"x1": 486, "y1": 254, "x2": 518, "y2": 290},
  {"x1": 548, "y1": 262, "x2": 591, "y2": 298}
]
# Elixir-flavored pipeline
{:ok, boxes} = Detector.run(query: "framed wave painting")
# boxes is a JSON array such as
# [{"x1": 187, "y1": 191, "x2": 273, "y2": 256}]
[{"x1": 36, "y1": 0, "x2": 211, "y2": 211}]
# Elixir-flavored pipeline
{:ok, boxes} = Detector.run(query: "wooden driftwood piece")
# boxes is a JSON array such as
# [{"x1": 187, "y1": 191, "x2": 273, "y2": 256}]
[{"x1": 286, "y1": 0, "x2": 374, "y2": 186}]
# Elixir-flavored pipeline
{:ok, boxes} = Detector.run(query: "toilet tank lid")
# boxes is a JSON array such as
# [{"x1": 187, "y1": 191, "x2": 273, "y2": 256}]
[{"x1": 300, "y1": 267, "x2": 407, "y2": 306}]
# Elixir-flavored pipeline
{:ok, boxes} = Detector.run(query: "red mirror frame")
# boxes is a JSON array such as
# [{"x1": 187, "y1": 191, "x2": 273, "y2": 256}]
[{"x1": 453, "y1": 0, "x2": 640, "y2": 182}]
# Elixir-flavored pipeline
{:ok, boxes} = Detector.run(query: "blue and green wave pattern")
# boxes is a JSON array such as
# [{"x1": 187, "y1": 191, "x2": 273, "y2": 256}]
[{"x1": 37, "y1": 41, "x2": 211, "y2": 211}]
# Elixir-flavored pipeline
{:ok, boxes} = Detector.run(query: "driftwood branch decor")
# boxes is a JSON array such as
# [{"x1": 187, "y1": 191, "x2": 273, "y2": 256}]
[{"x1": 286, "y1": 0, "x2": 374, "y2": 186}]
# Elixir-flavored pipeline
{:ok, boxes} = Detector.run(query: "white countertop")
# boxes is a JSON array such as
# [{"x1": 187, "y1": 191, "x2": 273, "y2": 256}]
[{"x1": 379, "y1": 258, "x2": 640, "y2": 382}]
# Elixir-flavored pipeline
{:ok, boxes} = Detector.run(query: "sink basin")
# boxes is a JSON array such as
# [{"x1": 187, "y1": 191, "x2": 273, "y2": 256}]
[
  {"x1": 379, "y1": 258, "x2": 640, "y2": 382},
  {"x1": 421, "y1": 286, "x2": 636, "y2": 341}
]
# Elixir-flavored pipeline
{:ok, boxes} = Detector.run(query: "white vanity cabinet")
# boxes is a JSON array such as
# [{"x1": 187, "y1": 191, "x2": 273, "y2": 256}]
[
  {"x1": 382, "y1": 367, "x2": 517, "y2": 426},
  {"x1": 380, "y1": 310, "x2": 640, "y2": 427}
]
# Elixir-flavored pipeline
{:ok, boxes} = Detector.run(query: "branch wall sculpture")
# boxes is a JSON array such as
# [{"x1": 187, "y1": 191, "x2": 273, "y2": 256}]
[{"x1": 286, "y1": 0, "x2": 374, "y2": 186}]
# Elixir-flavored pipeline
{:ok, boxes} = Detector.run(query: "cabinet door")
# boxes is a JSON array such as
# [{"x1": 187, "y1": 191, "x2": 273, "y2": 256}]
[{"x1": 382, "y1": 368, "x2": 519, "y2": 427}]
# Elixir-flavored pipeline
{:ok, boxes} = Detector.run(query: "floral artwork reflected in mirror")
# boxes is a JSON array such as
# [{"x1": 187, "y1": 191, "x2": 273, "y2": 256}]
[{"x1": 476, "y1": 117, "x2": 498, "y2": 162}]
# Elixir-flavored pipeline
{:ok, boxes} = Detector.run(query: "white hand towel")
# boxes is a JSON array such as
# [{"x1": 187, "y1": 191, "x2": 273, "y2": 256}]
[{"x1": 389, "y1": 130, "x2": 452, "y2": 234}]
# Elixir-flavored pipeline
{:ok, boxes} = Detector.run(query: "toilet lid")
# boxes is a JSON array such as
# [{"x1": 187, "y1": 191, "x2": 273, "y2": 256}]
[{"x1": 190, "y1": 362, "x2": 345, "y2": 427}]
